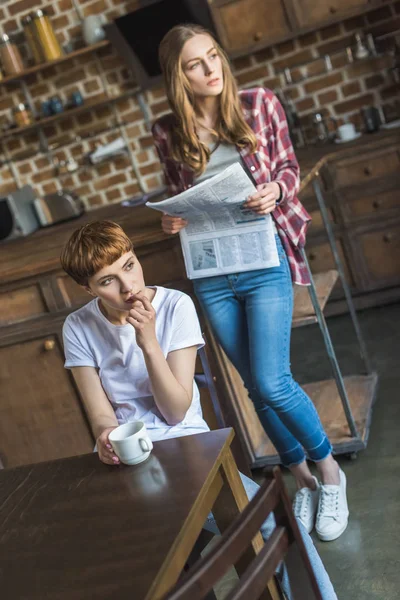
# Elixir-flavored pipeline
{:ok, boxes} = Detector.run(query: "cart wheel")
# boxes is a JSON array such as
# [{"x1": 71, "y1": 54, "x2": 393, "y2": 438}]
[{"x1": 346, "y1": 452, "x2": 358, "y2": 461}]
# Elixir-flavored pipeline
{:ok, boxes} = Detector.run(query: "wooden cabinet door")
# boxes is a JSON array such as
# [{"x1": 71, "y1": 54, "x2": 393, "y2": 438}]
[
  {"x1": 0, "y1": 335, "x2": 93, "y2": 468},
  {"x1": 358, "y1": 223, "x2": 400, "y2": 289},
  {"x1": 211, "y1": 0, "x2": 293, "y2": 54},
  {"x1": 291, "y1": 0, "x2": 369, "y2": 29}
]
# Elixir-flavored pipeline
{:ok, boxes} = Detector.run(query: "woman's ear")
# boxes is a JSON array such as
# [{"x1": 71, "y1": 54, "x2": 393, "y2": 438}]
[{"x1": 84, "y1": 285, "x2": 96, "y2": 298}]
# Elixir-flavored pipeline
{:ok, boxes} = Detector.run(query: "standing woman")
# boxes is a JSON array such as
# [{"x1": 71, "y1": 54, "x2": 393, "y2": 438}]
[{"x1": 152, "y1": 23, "x2": 348, "y2": 542}]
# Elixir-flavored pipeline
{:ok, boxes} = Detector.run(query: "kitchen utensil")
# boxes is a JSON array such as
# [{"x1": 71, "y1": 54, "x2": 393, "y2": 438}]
[
  {"x1": 31, "y1": 9, "x2": 63, "y2": 61},
  {"x1": 0, "y1": 33, "x2": 24, "y2": 76},
  {"x1": 312, "y1": 112, "x2": 337, "y2": 142},
  {"x1": 361, "y1": 106, "x2": 381, "y2": 133}
]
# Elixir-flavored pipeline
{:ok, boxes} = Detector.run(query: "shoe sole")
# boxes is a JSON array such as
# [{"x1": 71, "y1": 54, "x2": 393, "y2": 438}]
[{"x1": 316, "y1": 519, "x2": 348, "y2": 542}]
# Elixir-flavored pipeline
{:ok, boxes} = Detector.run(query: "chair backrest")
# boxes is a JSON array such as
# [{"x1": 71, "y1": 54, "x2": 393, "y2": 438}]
[
  {"x1": 195, "y1": 344, "x2": 226, "y2": 430},
  {"x1": 162, "y1": 467, "x2": 323, "y2": 600}
]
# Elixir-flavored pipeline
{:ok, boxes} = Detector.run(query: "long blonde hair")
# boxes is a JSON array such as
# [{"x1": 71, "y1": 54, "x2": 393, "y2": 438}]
[{"x1": 158, "y1": 24, "x2": 257, "y2": 175}]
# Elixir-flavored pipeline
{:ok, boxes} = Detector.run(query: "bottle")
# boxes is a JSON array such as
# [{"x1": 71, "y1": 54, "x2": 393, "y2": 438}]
[
  {"x1": 31, "y1": 9, "x2": 63, "y2": 61},
  {"x1": 22, "y1": 14, "x2": 45, "y2": 64},
  {"x1": 13, "y1": 103, "x2": 33, "y2": 127},
  {"x1": 0, "y1": 33, "x2": 24, "y2": 76}
]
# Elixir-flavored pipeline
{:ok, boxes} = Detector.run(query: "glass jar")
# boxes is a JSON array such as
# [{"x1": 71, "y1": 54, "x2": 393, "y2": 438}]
[
  {"x1": 0, "y1": 33, "x2": 24, "y2": 76},
  {"x1": 31, "y1": 9, "x2": 63, "y2": 61},
  {"x1": 22, "y1": 14, "x2": 45, "y2": 65},
  {"x1": 13, "y1": 103, "x2": 33, "y2": 128}
]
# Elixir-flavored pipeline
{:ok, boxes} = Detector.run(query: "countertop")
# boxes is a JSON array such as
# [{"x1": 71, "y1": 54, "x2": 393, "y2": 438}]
[{"x1": 1, "y1": 127, "x2": 399, "y2": 287}]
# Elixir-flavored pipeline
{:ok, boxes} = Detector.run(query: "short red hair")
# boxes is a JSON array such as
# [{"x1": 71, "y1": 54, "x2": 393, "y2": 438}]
[{"x1": 60, "y1": 220, "x2": 133, "y2": 286}]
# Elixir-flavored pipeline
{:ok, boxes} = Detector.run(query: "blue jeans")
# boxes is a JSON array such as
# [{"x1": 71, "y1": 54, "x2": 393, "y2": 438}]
[
  {"x1": 205, "y1": 473, "x2": 337, "y2": 600},
  {"x1": 193, "y1": 235, "x2": 332, "y2": 467}
]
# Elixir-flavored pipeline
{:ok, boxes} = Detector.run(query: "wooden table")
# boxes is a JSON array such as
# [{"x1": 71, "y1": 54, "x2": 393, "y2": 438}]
[{"x1": 0, "y1": 428, "x2": 280, "y2": 600}]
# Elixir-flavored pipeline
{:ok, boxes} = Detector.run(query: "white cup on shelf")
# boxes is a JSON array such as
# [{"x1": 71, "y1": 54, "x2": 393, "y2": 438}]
[{"x1": 337, "y1": 123, "x2": 357, "y2": 141}]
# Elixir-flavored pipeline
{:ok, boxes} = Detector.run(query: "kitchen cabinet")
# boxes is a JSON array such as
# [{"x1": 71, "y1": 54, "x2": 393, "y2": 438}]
[
  {"x1": 290, "y1": 0, "x2": 370, "y2": 30},
  {"x1": 0, "y1": 331, "x2": 93, "y2": 469},
  {"x1": 210, "y1": 0, "x2": 294, "y2": 54}
]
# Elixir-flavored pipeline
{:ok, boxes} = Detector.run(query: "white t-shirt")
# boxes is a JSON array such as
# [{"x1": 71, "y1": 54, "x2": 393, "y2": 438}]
[{"x1": 63, "y1": 286, "x2": 210, "y2": 441}]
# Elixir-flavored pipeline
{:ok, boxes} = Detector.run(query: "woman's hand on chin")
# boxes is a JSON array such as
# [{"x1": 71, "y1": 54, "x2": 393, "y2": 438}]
[{"x1": 244, "y1": 182, "x2": 281, "y2": 215}]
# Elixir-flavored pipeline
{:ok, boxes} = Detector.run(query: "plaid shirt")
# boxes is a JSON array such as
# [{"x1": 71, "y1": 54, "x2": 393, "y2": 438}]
[{"x1": 152, "y1": 87, "x2": 311, "y2": 285}]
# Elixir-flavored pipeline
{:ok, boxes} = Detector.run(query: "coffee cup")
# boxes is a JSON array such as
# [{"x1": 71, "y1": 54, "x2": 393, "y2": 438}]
[
  {"x1": 108, "y1": 421, "x2": 153, "y2": 465},
  {"x1": 337, "y1": 123, "x2": 357, "y2": 141}
]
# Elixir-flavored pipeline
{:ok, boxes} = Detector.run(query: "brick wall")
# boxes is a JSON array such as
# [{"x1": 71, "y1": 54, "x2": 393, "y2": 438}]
[{"x1": 0, "y1": 0, "x2": 399, "y2": 210}]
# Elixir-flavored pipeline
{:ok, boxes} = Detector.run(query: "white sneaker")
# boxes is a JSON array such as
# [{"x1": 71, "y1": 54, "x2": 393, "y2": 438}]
[
  {"x1": 316, "y1": 468, "x2": 349, "y2": 542},
  {"x1": 293, "y1": 476, "x2": 320, "y2": 533}
]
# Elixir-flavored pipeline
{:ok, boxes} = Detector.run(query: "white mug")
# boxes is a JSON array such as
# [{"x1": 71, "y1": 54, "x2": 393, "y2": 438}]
[
  {"x1": 108, "y1": 421, "x2": 153, "y2": 465},
  {"x1": 337, "y1": 123, "x2": 357, "y2": 141}
]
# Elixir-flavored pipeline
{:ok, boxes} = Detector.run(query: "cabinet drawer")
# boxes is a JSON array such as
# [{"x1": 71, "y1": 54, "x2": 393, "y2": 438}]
[
  {"x1": 0, "y1": 284, "x2": 47, "y2": 326},
  {"x1": 306, "y1": 239, "x2": 353, "y2": 293},
  {"x1": 293, "y1": 0, "x2": 368, "y2": 28},
  {"x1": 347, "y1": 188, "x2": 400, "y2": 219},
  {"x1": 333, "y1": 147, "x2": 400, "y2": 188},
  {"x1": 212, "y1": 0, "x2": 292, "y2": 53},
  {"x1": 360, "y1": 227, "x2": 400, "y2": 284}
]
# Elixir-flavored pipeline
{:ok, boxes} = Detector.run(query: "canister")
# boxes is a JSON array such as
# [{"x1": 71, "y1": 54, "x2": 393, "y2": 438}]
[
  {"x1": 13, "y1": 103, "x2": 34, "y2": 127},
  {"x1": 22, "y1": 14, "x2": 45, "y2": 64},
  {"x1": 0, "y1": 33, "x2": 24, "y2": 76},
  {"x1": 31, "y1": 9, "x2": 63, "y2": 61}
]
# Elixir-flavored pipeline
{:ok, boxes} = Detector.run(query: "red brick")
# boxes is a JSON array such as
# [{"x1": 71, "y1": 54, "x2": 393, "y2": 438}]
[
  {"x1": 346, "y1": 55, "x2": 392, "y2": 78},
  {"x1": 306, "y1": 58, "x2": 326, "y2": 78},
  {"x1": 42, "y1": 182, "x2": 59, "y2": 194},
  {"x1": 380, "y1": 83, "x2": 400, "y2": 101},
  {"x1": 124, "y1": 183, "x2": 141, "y2": 197},
  {"x1": 7, "y1": 139, "x2": 23, "y2": 151},
  {"x1": 285, "y1": 88, "x2": 300, "y2": 100},
  {"x1": 320, "y1": 24, "x2": 342, "y2": 40},
  {"x1": 343, "y1": 15, "x2": 366, "y2": 32},
  {"x1": 297, "y1": 32, "x2": 318, "y2": 48},
  {"x1": 77, "y1": 113, "x2": 94, "y2": 125},
  {"x1": 341, "y1": 81, "x2": 361, "y2": 97},
  {"x1": 366, "y1": 16, "x2": 400, "y2": 38},
  {"x1": 84, "y1": 80, "x2": 101, "y2": 94},
  {"x1": 114, "y1": 156, "x2": 131, "y2": 170},
  {"x1": 30, "y1": 84, "x2": 50, "y2": 98},
  {"x1": 3, "y1": 19, "x2": 18, "y2": 34},
  {"x1": 331, "y1": 53, "x2": 348, "y2": 70},
  {"x1": 139, "y1": 136, "x2": 154, "y2": 148},
  {"x1": 8, "y1": 0, "x2": 37, "y2": 16},
  {"x1": 232, "y1": 56, "x2": 252, "y2": 70},
  {"x1": 152, "y1": 99, "x2": 170, "y2": 116},
  {"x1": 317, "y1": 35, "x2": 354, "y2": 56},
  {"x1": 74, "y1": 184, "x2": 91, "y2": 196},
  {"x1": 106, "y1": 188, "x2": 122, "y2": 202},
  {"x1": 0, "y1": 182, "x2": 20, "y2": 195},
  {"x1": 272, "y1": 50, "x2": 314, "y2": 72},
  {"x1": 366, "y1": 6, "x2": 392, "y2": 24},
  {"x1": 55, "y1": 69, "x2": 86, "y2": 88},
  {"x1": 276, "y1": 40, "x2": 295, "y2": 55},
  {"x1": 83, "y1": 0, "x2": 108, "y2": 17},
  {"x1": 150, "y1": 86, "x2": 166, "y2": 100},
  {"x1": 295, "y1": 97, "x2": 316, "y2": 112},
  {"x1": 139, "y1": 162, "x2": 160, "y2": 176},
  {"x1": 35, "y1": 157, "x2": 50, "y2": 170},
  {"x1": 333, "y1": 93, "x2": 375, "y2": 114},
  {"x1": 0, "y1": 9, "x2": 5, "y2": 20},
  {"x1": 365, "y1": 74, "x2": 385, "y2": 88},
  {"x1": 0, "y1": 97, "x2": 14, "y2": 110},
  {"x1": 58, "y1": 0, "x2": 73, "y2": 10},
  {"x1": 96, "y1": 163, "x2": 112, "y2": 177},
  {"x1": 136, "y1": 151, "x2": 149, "y2": 164},
  {"x1": 317, "y1": 90, "x2": 338, "y2": 105},
  {"x1": 94, "y1": 173, "x2": 127, "y2": 191},
  {"x1": 304, "y1": 72, "x2": 343, "y2": 94},
  {"x1": 262, "y1": 77, "x2": 282, "y2": 89},
  {"x1": 235, "y1": 65, "x2": 268, "y2": 85},
  {"x1": 126, "y1": 124, "x2": 141, "y2": 139},
  {"x1": 53, "y1": 15, "x2": 70, "y2": 30},
  {"x1": 87, "y1": 194, "x2": 104, "y2": 206},
  {"x1": 18, "y1": 162, "x2": 33, "y2": 175},
  {"x1": 32, "y1": 167, "x2": 54, "y2": 183},
  {"x1": 145, "y1": 175, "x2": 161, "y2": 191},
  {"x1": 252, "y1": 46, "x2": 274, "y2": 63}
]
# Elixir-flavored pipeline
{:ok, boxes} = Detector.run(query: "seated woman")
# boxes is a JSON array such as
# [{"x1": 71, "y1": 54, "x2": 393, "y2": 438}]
[{"x1": 61, "y1": 219, "x2": 337, "y2": 600}]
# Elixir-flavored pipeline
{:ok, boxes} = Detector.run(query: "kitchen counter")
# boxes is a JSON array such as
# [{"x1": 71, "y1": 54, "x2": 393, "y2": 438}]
[{"x1": 0, "y1": 126, "x2": 399, "y2": 288}]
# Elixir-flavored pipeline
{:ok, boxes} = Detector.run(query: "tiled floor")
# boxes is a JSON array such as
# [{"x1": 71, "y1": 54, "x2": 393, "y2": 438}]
[{"x1": 213, "y1": 302, "x2": 400, "y2": 599}]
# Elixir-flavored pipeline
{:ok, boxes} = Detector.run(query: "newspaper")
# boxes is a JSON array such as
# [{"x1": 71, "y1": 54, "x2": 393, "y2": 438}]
[{"x1": 146, "y1": 162, "x2": 279, "y2": 280}]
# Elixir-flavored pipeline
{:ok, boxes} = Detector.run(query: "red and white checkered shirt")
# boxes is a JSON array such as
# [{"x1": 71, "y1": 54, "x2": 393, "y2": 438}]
[{"x1": 152, "y1": 87, "x2": 311, "y2": 285}]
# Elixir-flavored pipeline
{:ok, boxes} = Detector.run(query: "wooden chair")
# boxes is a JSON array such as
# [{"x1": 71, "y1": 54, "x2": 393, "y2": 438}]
[{"x1": 163, "y1": 467, "x2": 324, "y2": 600}]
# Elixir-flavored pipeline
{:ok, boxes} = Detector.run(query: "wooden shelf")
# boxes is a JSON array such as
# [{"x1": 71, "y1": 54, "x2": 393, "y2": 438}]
[
  {"x1": 0, "y1": 40, "x2": 110, "y2": 86},
  {"x1": 252, "y1": 373, "x2": 378, "y2": 467},
  {"x1": 292, "y1": 269, "x2": 339, "y2": 328},
  {"x1": 1, "y1": 90, "x2": 137, "y2": 139}
]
